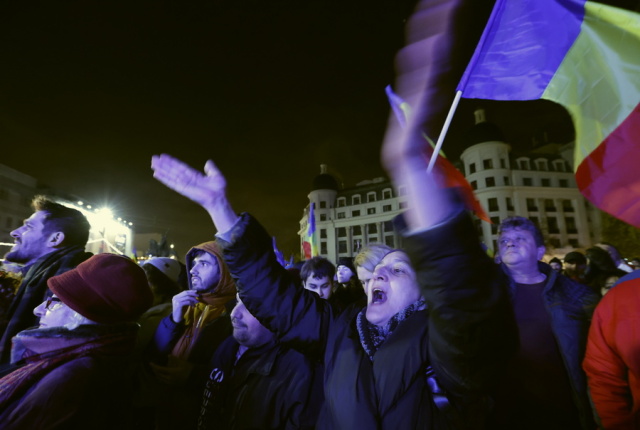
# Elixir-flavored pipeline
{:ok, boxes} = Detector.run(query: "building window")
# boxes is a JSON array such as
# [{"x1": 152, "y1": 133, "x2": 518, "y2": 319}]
[
  {"x1": 471, "y1": 181, "x2": 477, "y2": 190},
  {"x1": 491, "y1": 216, "x2": 500, "y2": 234},
  {"x1": 506, "y1": 198, "x2": 514, "y2": 211},
  {"x1": 352, "y1": 210, "x2": 361, "y2": 217},
  {"x1": 469, "y1": 163, "x2": 477, "y2": 174},
  {"x1": 566, "y1": 216, "x2": 577, "y2": 234},
  {"x1": 541, "y1": 178, "x2": 551, "y2": 187},
  {"x1": 500, "y1": 158, "x2": 506, "y2": 168},
  {"x1": 321, "y1": 242, "x2": 327, "y2": 255},
  {"x1": 384, "y1": 235, "x2": 395, "y2": 247},
  {"x1": 530, "y1": 216, "x2": 540, "y2": 227},
  {"x1": 504, "y1": 177, "x2": 510, "y2": 186},
  {"x1": 544, "y1": 199, "x2": 556, "y2": 212},
  {"x1": 337, "y1": 212, "x2": 345, "y2": 219},
  {"x1": 518, "y1": 159, "x2": 530, "y2": 170},
  {"x1": 549, "y1": 238, "x2": 561, "y2": 248},
  {"x1": 368, "y1": 224, "x2": 378, "y2": 234},
  {"x1": 563, "y1": 200, "x2": 574, "y2": 212},
  {"x1": 488, "y1": 197, "x2": 499, "y2": 212},
  {"x1": 399, "y1": 201, "x2": 408, "y2": 209},
  {"x1": 559, "y1": 179, "x2": 569, "y2": 187},
  {"x1": 535, "y1": 159, "x2": 548, "y2": 171},
  {"x1": 383, "y1": 220, "x2": 394, "y2": 232},
  {"x1": 383, "y1": 189, "x2": 392, "y2": 199},
  {"x1": 352, "y1": 195, "x2": 361, "y2": 205},
  {"x1": 398, "y1": 185, "x2": 408, "y2": 196},
  {"x1": 337, "y1": 197, "x2": 346, "y2": 207},
  {"x1": 319, "y1": 201, "x2": 327, "y2": 209},
  {"x1": 352, "y1": 226, "x2": 362, "y2": 235},
  {"x1": 569, "y1": 239, "x2": 579, "y2": 248},
  {"x1": 383, "y1": 204, "x2": 392, "y2": 212},
  {"x1": 485, "y1": 177, "x2": 496, "y2": 188},
  {"x1": 337, "y1": 227, "x2": 347, "y2": 238},
  {"x1": 320, "y1": 229, "x2": 327, "y2": 239},
  {"x1": 338, "y1": 241, "x2": 347, "y2": 254},
  {"x1": 367, "y1": 207, "x2": 376, "y2": 215},
  {"x1": 526, "y1": 198, "x2": 538, "y2": 211},
  {"x1": 320, "y1": 214, "x2": 327, "y2": 221},
  {"x1": 553, "y1": 160, "x2": 566, "y2": 172},
  {"x1": 523, "y1": 178, "x2": 533, "y2": 186},
  {"x1": 367, "y1": 192, "x2": 376, "y2": 203},
  {"x1": 548, "y1": 217, "x2": 559, "y2": 234},
  {"x1": 483, "y1": 159, "x2": 494, "y2": 169}
]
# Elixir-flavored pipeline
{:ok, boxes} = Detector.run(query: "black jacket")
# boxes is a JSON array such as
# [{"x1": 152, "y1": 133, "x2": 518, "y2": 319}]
[
  {"x1": 220, "y1": 212, "x2": 516, "y2": 429},
  {"x1": 198, "y1": 337, "x2": 321, "y2": 430}
]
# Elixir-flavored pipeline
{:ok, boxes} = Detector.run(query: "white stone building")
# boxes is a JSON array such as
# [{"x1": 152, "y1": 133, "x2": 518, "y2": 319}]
[{"x1": 299, "y1": 110, "x2": 602, "y2": 262}]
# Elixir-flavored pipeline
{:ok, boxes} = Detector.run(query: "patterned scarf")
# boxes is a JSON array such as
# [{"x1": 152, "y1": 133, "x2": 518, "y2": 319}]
[
  {"x1": 357, "y1": 299, "x2": 427, "y2": 361},
  {"x1": 0, "y1": 324, "x2": 137, "y2": 410}
]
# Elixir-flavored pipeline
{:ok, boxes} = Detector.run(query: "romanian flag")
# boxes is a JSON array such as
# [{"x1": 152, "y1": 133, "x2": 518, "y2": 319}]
[
  {"x1": 385, "y1": 86, "x2": 491, "y2": 223},
  {"x1": 302, "y1": 202, "x2": 318, "y2": 259},
  {"x1": 458, "y1": 0, "x2": 640, "y2": 227}
]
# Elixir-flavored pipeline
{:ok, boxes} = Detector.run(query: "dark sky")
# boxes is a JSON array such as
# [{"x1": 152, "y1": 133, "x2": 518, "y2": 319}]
[{"x1": 2, "y1": 0, "x2": 633, "y2": 259}]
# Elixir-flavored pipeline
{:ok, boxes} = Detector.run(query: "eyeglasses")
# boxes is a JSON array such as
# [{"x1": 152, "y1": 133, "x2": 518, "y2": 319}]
[{"x1": 44, "y1": 296, "x2": 63, "y2": 311}]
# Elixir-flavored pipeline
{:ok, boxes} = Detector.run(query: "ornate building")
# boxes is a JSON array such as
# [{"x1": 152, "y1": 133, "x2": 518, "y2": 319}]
[{"x1": 299, "y1": 110, "x2": 602, "y2": 262}]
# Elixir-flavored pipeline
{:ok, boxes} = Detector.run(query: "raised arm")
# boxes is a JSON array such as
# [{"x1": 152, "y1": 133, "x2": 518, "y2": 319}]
[
  {"x1": 151, "y1": 154, "x2": 333, "y2": 357},
  {"x1": 151, "y1": 154, "x2": 239, "y2": 234}
]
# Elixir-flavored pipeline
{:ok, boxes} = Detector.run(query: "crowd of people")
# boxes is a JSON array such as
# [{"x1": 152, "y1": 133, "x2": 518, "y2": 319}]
[{"x1": 0, "y1": 147, "x2": 637, "y2": 429}]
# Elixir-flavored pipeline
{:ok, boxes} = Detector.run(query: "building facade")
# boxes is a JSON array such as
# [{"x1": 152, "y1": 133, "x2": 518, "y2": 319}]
[
  {"x1": 299, "y1": 111, "x2": 602, "y2": 262},
  {"x1": 299, "y1": 165, "x2": 408, "y2": 264}
]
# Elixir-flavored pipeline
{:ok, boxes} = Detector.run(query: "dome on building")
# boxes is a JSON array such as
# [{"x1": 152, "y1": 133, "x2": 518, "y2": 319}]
[
  {"x1": 312, "y1": 164, "x2": 340, "y2": 191},
  {"x1": 466, "y1": 108, "x2": 505, "y2": 145}
]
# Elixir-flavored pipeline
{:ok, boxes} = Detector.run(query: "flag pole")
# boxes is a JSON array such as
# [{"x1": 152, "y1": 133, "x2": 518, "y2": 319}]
[{"x1": 427, "y1": 90, "x2": 463, "y2": 172}]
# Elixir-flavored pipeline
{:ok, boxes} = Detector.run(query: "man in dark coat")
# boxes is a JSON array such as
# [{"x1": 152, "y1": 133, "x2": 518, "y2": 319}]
[
  {"x1": 0, "y1": 196, "x2": 91, "y2": 364},
  {"x1": 198, "y1": 296, "x2": 321, "y2": 430},
  {"x1": 145, "y1": 240, "x2": 236, "y2": 429},
  {"x1": 491, "y1": 216, "x2": 599, "y2": 429}
]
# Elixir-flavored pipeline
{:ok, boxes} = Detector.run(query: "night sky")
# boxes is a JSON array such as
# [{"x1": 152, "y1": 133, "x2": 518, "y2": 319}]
[{"x1": 1, "y1": 0, "x2": 635, "y2": 259}]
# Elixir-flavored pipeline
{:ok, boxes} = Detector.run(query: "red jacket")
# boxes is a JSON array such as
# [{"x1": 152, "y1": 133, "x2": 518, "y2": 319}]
[{"x1": 583, "y1": 275, "x2": 640, "y2": 429}]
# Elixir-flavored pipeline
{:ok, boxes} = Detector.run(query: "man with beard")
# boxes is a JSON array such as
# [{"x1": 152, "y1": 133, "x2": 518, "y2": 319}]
[
  {"x1": 198, "y1": 295, "x2": 320, "y2": 430},
  {"x1": 0, "y1": 196, "x2": 91, "y2": 364},
  {"x1": 146, "y1": 241, "x2": 236, "y2": 429}
]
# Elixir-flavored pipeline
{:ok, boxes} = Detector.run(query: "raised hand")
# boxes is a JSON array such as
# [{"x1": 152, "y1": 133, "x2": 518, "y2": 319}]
[
  {"x1": 151, "y1": 154, "x2": 226, "y2": 209},
  {"x1": 151, "y1": 154, "x2": 239, "y2": 233}
]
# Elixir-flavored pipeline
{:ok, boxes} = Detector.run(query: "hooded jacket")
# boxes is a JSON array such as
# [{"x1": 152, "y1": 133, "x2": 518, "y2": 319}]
[
  {"x1": 150, "y1": 241, "x2": 236, "y2": 364},
  {"x1": 145, "y1": 241, "x2": 236, "y2": 430}
]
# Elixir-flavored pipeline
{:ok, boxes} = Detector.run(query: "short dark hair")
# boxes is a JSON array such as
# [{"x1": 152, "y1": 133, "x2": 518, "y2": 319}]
[
  {"x1": 549, "y1": 257, "x2": 562, "y2": 265},
  {"x1": 300, "y1": 256, "x2": 335, "y2": 283},
  {"x1": 32, "y1": 196, "x2": 91, "y2": 247},
  {"x1": 498, "y1": 216, "x2": 545, "y2": 247}
]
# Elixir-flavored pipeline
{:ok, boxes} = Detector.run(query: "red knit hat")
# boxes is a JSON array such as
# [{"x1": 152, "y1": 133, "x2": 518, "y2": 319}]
[{"x1": 47, "y1": 253, "x2": 153, "y2": 324}]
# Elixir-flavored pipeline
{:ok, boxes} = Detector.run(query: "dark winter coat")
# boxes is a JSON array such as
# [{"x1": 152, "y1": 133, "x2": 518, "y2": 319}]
[
  {"x1": 198, "y1": 337, "x2": 321, "y2": 430},
  {"x1": 220, "y1": 212, "x2": 516, "y2": 429},
  {"x1": 499, "y1": 261, "x2": 600, "y2": 429},
  {"x1": 0, "y1": 323, "x2": 139, "y2": 430},
  {"x1": 0, "y1": 246, "x2": 92, "y2": 364}
]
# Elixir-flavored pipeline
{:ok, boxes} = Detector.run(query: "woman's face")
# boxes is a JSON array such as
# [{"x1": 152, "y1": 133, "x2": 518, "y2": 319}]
[{"x1": 365, "y1": 251, "x2": 421, "y2": 327}]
